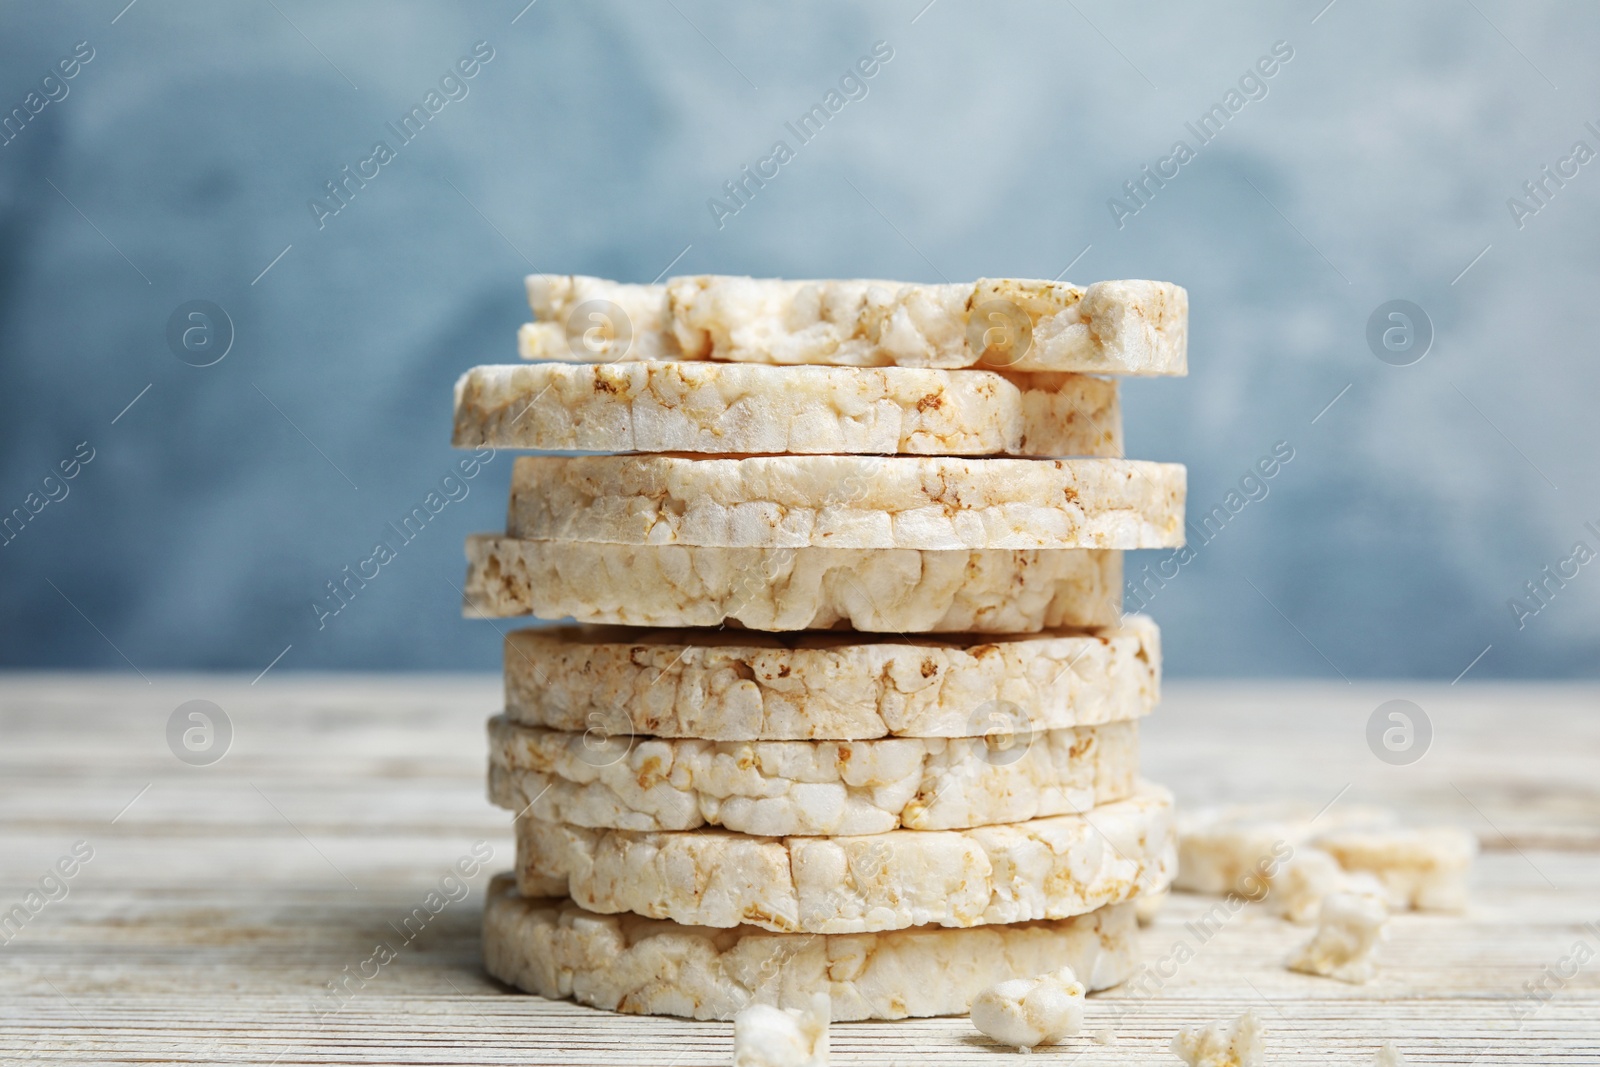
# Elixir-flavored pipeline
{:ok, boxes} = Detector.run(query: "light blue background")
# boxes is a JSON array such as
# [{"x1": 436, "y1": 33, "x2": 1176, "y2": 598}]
[{"x1": 2, "y1": 1, "x2": 1596, "y2": 678}]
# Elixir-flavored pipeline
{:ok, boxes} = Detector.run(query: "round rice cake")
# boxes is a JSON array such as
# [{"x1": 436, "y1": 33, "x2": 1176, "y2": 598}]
[
  {"x1": 464, "y1": 534, "x2": 1120, "y2": 633},
  {"x1": 463, "y1": 535, "x2": 1122, "y2": 632},
  {"x1": 513, "y1": 782, "x2": 1174, "y2": 933},
  {"x1": 507, "y1": 454, "x2": 1185, "y2": 550},
  {"x1": 488, "y1": 715, "x2": 1140, "y2": 835},
  {"x1": 453, "y1": 362, "x2": 1121, "y2": 456},
  {"x1": 482, "y1": 874, "x2": 1139, "y2": 1021},
  {"x1": 519, "y1": 274, "x2": 1186, "y2": 375},
  {"x1": 503, "y1": 618, "x2": 1158, "y2": 741}
]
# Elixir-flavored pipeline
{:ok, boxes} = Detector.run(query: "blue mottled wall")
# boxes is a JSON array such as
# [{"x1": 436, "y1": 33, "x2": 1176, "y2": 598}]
[{"x1": 2, "y1": 1, "x2": 1595, "y2": 677}]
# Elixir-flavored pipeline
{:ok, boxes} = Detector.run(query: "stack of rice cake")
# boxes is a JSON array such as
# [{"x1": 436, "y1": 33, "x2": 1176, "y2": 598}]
[{"x1": 454, "y1": 273, "x2": 1189, "y2": 1022}]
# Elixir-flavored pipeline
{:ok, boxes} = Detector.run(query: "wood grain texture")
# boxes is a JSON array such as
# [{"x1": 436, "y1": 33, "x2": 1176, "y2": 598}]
[{"x1": 1, "y1": 675, "x2": 1596, "y2": 1065}]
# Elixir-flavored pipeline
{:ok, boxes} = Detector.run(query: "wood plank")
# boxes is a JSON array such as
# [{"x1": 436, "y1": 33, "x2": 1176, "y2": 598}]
[{"x1": 1, "y1": 675, "x2": 1595, "y2": 1065}]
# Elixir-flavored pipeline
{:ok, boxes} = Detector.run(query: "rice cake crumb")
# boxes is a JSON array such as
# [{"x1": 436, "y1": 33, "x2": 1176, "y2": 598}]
[
  {"x1": 1315, "y1": 826, "x2": 1478, "y2": 912},
  {"x1": 1268, "y1": 848, "x2": 1388, "y2": 924},
  {"x1": 1286, "y1": 891, "x2": 1389, "y2": 984},
  {"x1": 969, "y1": 966, "x2": 1085, "y2": 1051},
  {"x1": 733, "y1": 993, "x2": 830, "y2": 1067},
  {"x1": 1171, "y1": 1010, "x2": 1265, "y2": 1067}
]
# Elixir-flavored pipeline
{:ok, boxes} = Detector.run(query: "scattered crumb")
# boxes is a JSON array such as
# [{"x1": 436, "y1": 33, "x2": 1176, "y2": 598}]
[
  {"x1": 1316, "y1": 826, "x2": 1478, "y2": 912},
  {"x1": 1174, "y1": 815, "x2": 1298, "y2": 897},
  {"x1": 1266, "y1": 847, "x2": 1346, "y2": 922},
  {"x1": 1286, "y1": 891, "x2": 1389, "y2": 984},
  {"x1": 1374, "y1": 1041, "x2": 1406, "y2": 1065},
  {"x1": 970, "y1": 966, "x2": 1085, "y2": 1051},
  {"x1": 1093, "y1": 1027, "x2": 1117, "y2": 1045},
  {"x1": 1135, "y1": 888, "x2": 1169, "y2": 926},
  {"x1": 1268, "y1": 847, "x2": 1386, "y2": 924},
  {"x1": 1175, "y1": 801, "x2": 1393, "y2": 898},
  {"x1": 733, "y1": 992, "x2": 829, "y2": 1066},
  {"x1": 1176, "y1": 802, "x2": 1478, "y2": 915},
  {"x1": 1171, "y1": 1010, "x2": 1265, "y2": 1067}
]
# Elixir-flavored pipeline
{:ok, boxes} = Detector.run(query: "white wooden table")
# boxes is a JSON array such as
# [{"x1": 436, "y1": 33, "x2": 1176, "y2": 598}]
[{"x1": 2, "y1": 675, "x2": 1595, "y2": 1064}]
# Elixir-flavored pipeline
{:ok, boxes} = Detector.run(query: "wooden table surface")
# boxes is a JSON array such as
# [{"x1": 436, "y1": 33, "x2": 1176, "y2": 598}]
[{"x1": 1, "y1": 675, "x2": 1596, "y2": 1065}]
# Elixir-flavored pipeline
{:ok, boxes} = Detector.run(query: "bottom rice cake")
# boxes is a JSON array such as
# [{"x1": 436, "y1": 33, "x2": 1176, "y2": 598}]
[
  {"x1": 481, "y1": 874, "x2": 1138, "y2": 1021},
  {"x1": 488, "y1": 716, "x2": 1140, "y2": 835},
  {"x1": 514, "y1": 782, "x2": 1174, "y2": 934},
  {"x1": 463, "y1": 535, "x2": 1122, "y2": 632}
]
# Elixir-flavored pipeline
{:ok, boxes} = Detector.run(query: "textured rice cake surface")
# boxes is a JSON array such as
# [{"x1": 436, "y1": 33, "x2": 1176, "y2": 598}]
[
  {"x1": 453, "y1": 362, "x2": 1121, "y2": 457},
  {"x1": 488, "y1": 715, "x2": 1139, "y2": 835},
  {"x1": 464, "y1": 535, "x2": 1122, "y2": 632},
  {"x1": 520, "y1": 274, "x2": 1187, "y2": 375},
  {"x1": 508, "y1": 455, "x2": 1185, "y2": 551},
  {"x1": 481, "y1": 874, "x2": 1139, "y2": 1021},
  {"x1": 502, "y1": 618, "x2": 1159, "y2": 740},
  {"x1": 513, "y1": 782, "x2": 1174, "y2": 933},
  {"x1": 523, "y1": 275, "x2": 674, "y2": 361}
]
